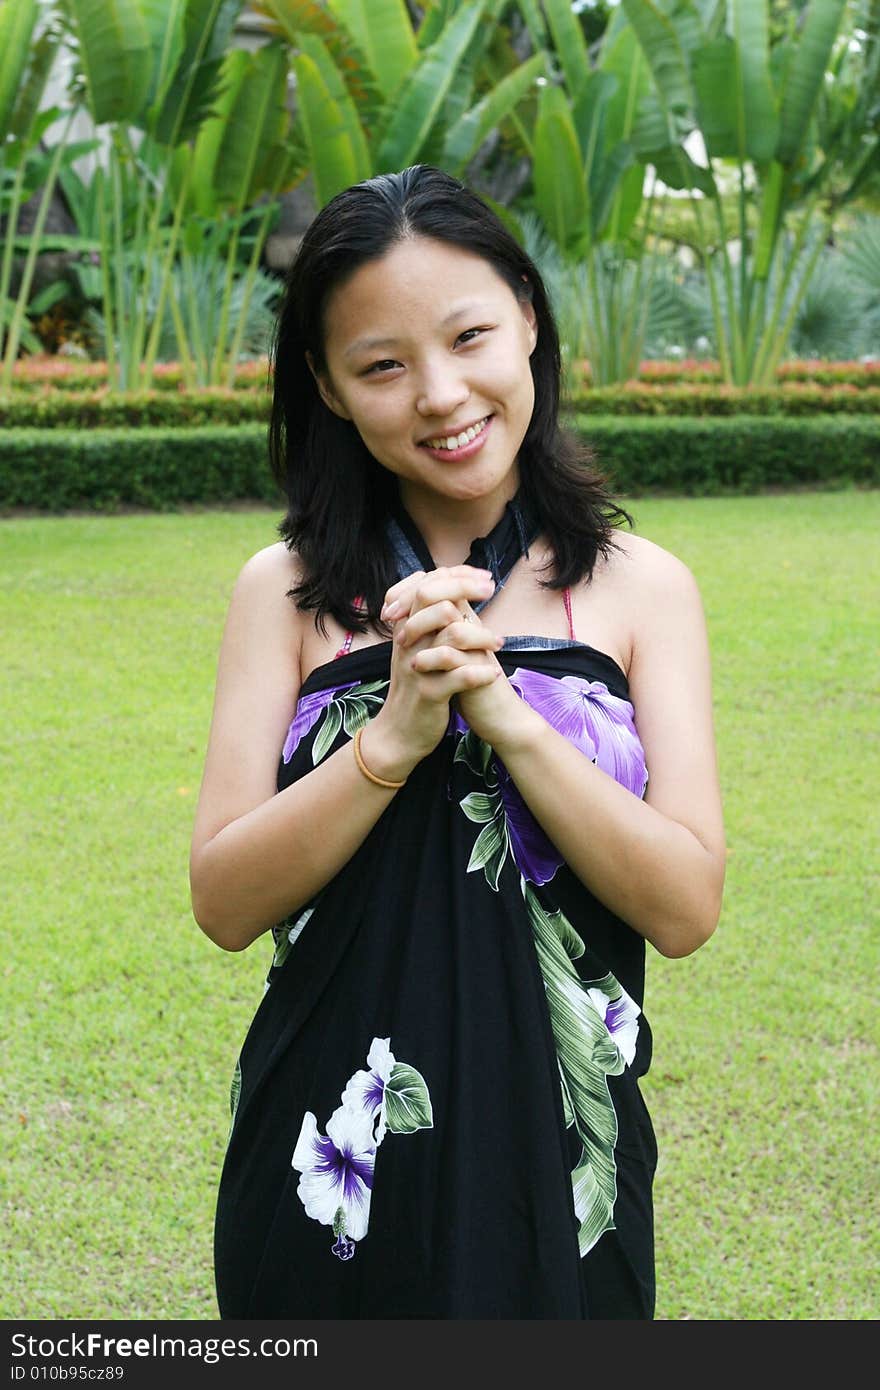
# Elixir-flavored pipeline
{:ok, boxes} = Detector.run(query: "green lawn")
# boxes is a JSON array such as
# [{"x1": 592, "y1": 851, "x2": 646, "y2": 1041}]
[{"x1": 1, "y1": 491, "x2": 877, "y2": 1320}]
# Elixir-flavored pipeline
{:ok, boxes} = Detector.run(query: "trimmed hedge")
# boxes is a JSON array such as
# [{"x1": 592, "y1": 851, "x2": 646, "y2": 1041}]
[
  {"x1": 2, "y1": 417, "x2": 876, "y2": 511},
  {"x1": 0, "y1": 425, "x2": 280, "y2": 510},
  {"x1": 574, "y1": 415, "x2": 879, "y2": 494},
  {"x1": 567, "y1": 384, "x2": 880, "y2": 416},
  {"x1": 0, "y1": 389, "x2": 269, "y2": 428},
  {"x1": 4, "y1": 382, "x2": 880, "y2": 429}
]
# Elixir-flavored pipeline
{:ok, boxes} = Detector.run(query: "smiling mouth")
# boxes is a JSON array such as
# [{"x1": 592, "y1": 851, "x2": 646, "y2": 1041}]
[{"x1": 420, "y1": 415, "x2": 492, "y2": 451}]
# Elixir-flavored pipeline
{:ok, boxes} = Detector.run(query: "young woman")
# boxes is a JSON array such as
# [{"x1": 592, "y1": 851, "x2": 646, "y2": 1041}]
[{"x1": 190, "y1": 165, "x2": 725, "y2": 1320}]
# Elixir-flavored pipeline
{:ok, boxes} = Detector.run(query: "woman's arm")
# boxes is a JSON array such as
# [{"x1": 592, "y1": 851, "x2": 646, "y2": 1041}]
[
  {"x1": 409, "y1": 542, "x2": 726, "y2": 958},
  {"x1": 189, "y1": 552, "x2": 499, "y2": 951}
]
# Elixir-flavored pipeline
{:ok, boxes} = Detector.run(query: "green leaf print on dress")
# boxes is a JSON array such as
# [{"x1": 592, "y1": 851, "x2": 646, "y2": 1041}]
[
  {"x1": 311, "y1": 681, "x2": 389, "y2": 765},
  {"x1": 456, "y1": 726, "x2": 642, "y2": 1258},
  {"x1": 522, "y1": 884, "x2": 641, "y2": 1256},
  {"x1": 228, "y1": 1059, "x2": 242, "y2": 1143},
  {"x1": 455, "y1": 730, "x2": 511, "y2": 889}
]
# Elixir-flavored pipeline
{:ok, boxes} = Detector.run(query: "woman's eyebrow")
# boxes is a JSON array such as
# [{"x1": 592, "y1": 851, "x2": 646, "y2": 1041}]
[{"x1": 343, "y1": 301, "x2": 493, "y2": 358}]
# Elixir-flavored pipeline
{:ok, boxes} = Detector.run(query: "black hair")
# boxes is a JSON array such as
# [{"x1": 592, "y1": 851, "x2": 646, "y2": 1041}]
[{"x1": 268, "y1": 164, "x2": 632, "y2": 635}]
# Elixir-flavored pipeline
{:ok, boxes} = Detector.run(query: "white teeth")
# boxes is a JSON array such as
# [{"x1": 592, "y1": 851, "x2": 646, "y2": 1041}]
[{"x1": 425, "y1": 416, "x2": 489, "y2": 450}]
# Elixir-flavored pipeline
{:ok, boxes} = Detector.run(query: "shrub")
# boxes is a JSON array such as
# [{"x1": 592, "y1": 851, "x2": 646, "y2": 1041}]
[
  {"x1": 1, "y1": 418, "x2": 875, "y2": 510},
  {"x1": 573, "y1": 416, "x2": 879, "y2": 495},
  {"x1": 566, "y1": 384, "x2": 880, "y2": 416},
  {"x1": 0, "y1": 426, "x2": 279, "y2": 510}
]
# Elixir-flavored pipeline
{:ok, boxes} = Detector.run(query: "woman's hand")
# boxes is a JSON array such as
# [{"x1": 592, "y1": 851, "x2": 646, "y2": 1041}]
[
  {"x1": 359, "y1": 566, "x2": 503, "y2": 781},
  {"x1": 377, "y1": 567, "x2": 541, "y2": 755}
]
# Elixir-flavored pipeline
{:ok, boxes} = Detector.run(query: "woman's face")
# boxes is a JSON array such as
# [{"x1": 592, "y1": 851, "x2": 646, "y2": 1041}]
[{"x1": 313, "y1": 235, "x2": 538, "y2": 514}]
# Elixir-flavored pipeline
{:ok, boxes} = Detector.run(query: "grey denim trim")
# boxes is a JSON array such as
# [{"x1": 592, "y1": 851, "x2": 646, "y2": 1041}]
[{"x1": 500, "y1": 636, "x2": 589, "y2": 651}]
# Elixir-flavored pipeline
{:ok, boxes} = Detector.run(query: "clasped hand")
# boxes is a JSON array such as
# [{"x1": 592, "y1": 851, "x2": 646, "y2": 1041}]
[{"x1": 376, "y1": 566, "x2": 533, "y2": 760}]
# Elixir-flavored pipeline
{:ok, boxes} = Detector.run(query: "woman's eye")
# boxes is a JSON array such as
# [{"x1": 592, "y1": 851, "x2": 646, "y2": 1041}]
[
  {"x1": 365, "y1": 359, "x2": 401, "y2": 375},
  {"x1": 456, "y1": 328, "x2": 486, "y2": 345}
]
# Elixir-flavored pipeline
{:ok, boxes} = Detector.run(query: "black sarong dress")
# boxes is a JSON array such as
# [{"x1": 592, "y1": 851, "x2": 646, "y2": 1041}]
[{"x1": 213, "y1": 498, "x2": 657, "y2": 1319}]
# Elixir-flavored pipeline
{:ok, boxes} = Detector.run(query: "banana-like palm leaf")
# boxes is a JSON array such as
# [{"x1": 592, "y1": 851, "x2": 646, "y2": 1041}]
[
  {"x1": 443, "y1": 50, "x2": 547, "y2": 172},
  {"x1": 255, "y1": 0, "x2": 384, "y2": 133},
  {"x1": 375, "y1": 0, "x2": 486, "y2": 172},
  {"x1": 533, "y1": 85, "x2": 590, "y2": 258},
  {"x1": 140, "y1": 0, "x2": 187, "y2": 119},
  {"x1": 295, "y1": 32, "x2": 371, "y2": 178},
  {"x1": 599, "y1": 23, "x2": 649, "y2": 242},
  {"x1": 197, "y1": 43, "x2": 291, "y2": 211},
  {"x1": 542, "y1": 0, "x2": 591, "y2": 102},
  {"x1": 5, "y1": 28, "x2": 57, "y2": 145},
  {"x1": 253, "y1": 0, "x2": 336, "y2": 42},
  {"x1": 777, "y1": 0, "x2": 846, "y2": 165},
  {"x1": 63, "y1": 0, "x2": 152, "y2": 124},
  {"x1": 0, "y1": 0, "x2": 38, "y2": 140},
  {"x1": 294, "y1": 51, "x2": 366, "y2": 206},
  {"x1": 515, "y1": 0, "x2": 549, "y2": 53},
  {"x1": 327, "y1": 0, "x2": 417, "y2": 103},
  {"x1": 150, "y1": 0, "x2": 243, "y2": 146},
  {"x1": 730, "y1": 0, "x2": 779, "y2": 160},
  {"x1": 620, "y1": 0, "x2": 693, "y2": 123}
]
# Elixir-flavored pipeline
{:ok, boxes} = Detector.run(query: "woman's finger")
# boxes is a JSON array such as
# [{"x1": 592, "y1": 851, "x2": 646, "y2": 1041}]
[
  {"x1": 382, "y1": 567, "x2": 494, "y2": 621},
  {"x1": 410, "y1": 644, "x2": 501, "y2": 677},
  {"x1": 407, "y1": 651, "x2": 500, "y2": 698},
  {"x1": 397, "y1": 603, "x2": 500, "y2": 651}
]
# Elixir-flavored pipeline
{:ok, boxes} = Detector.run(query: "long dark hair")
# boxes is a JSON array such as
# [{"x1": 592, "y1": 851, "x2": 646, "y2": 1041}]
[{"x1": 269, "y1": 164, "x2": 631, "y2": 635}]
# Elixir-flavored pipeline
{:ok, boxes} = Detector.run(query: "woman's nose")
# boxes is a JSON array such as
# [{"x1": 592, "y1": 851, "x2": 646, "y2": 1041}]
[{"x1": 415, "y1": 359, "x2": 470, "y2": 418}]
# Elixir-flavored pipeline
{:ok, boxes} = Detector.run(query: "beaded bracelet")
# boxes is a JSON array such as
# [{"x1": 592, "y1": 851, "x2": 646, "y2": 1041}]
[{"x1": 353, "y1": 725, "x2": 406, "y2": 790}]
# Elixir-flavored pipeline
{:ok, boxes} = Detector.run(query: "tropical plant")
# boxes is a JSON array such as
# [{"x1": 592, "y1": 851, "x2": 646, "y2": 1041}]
[
  {"x1": 519, "y1": 210, "x2": 710, "y2": 391},
  {"x1": 618, "y1": 0, "x2": 880, "y2": 383},
  {"x1": 52, "y1": 0, "x2": 303, "y2": 389},
  {"x1": 252, "y1": 0, "x2": 549, "y2": 206},
  {"x1": 510, "y1": 0, "x2": 676, "y2": 383},
  {"x1": 83, "y1": 242, "x2": 280, "y2": 378},
  {"x1": 0, "y1": 0, "x2": 98, "y2": 384},
  {"x1": 839, "y1": 212, "x2": 880, "y2": 351}
]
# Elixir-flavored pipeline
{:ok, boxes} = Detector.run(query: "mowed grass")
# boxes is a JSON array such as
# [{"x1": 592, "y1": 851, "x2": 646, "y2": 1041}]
[{"x1": 1, "y1": 491, "x2": 877, "y2": 1321}]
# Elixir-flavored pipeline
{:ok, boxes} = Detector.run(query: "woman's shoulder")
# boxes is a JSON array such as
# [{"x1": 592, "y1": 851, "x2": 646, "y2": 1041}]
[
  {"x1": 235, "y1": 539, "x2": 305, "y2": 590},
  {"x1": 589, "y1": 530, "x2": 703, "y2": 670},
  {"x1": 604, "y1": 527, "x2": 700, "y2": 601},
  {"x1": 227, "y1": 541, "x2": 306, "y2": 668}
]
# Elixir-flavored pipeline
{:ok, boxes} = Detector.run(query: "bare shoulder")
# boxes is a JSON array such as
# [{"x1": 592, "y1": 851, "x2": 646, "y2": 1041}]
[
  {"x1": 235, "y1": 538, "x2": 304, "y2": 592},
  {"x1": 191, "y1": 542, "x2": 306, "y2": 855},
  {"x1": 233, "y1": 540, "x2": 304, "y2": 624},
  {"x1": 608, "y1": 529, "x2": 702, "y2": 631},
  {"x1": 606, "y1": 528, "x2": 698, "y2": 595}
]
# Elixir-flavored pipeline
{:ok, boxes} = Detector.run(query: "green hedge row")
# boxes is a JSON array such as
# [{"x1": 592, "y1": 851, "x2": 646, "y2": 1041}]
[
  {"x1": 4, "y1": 383, "x2": 880, "y2": 428},
  {"x1": 574, "y1": 415, "x2": 879, "y2": 494},
  {"x1": 1, "y1": 390, "x2": 269, "y2": 428},
  {"x1": 568, "y1": 385, "x2": 880, "y2": 416},
  {"x1": 0, "y1": 426, "x2": 281, "y2": 510},
  {"x1": 2, "y1": 417, "x2": 876, "y2": 511}
]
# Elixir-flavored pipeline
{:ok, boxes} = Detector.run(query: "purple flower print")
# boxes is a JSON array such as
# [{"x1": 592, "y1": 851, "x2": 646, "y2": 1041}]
[
  {"x1": 341, "y1": 1037, "x2": 396, "y2": 1146},
  {"x1": 585, "y1": 985, "x2": 641, "y2": 1067},
  {"x1": 282, "y1": 682, "x2": 358, "y2": 763},
  {"x1": 495, "y1": 759, "x2": 564, "y2": 885},
  {"x1": 291, "y1": 1038, "x2": 433, "y2": 1258},
  {"x1": 508, "y1": 668, "x2": 648, "y2": 797},
  {"x1": 291, "y1": 1104, "x2": 376, "y2": 1249}
]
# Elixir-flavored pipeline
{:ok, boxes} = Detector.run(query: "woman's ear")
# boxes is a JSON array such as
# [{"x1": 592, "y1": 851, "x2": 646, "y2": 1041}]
[
  {"x1": 306, "y1": 351, "x2": 351, "y2": 420},
  {"x1": 521, "y1": 298, "x2": 538, "y2": 356}
]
